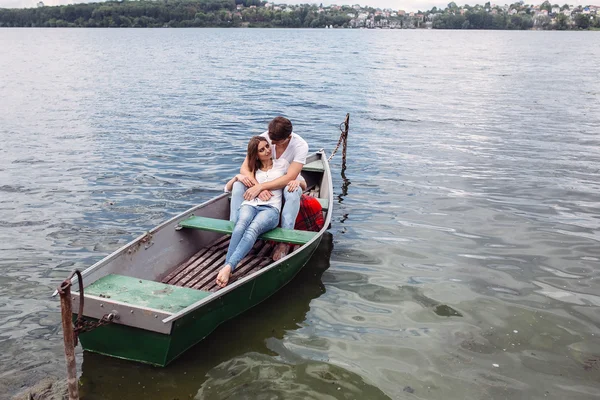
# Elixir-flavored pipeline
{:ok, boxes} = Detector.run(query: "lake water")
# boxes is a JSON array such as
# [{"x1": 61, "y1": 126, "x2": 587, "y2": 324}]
[{"x1": 1, "y1": 28, "x2": 600, "y2": 399}]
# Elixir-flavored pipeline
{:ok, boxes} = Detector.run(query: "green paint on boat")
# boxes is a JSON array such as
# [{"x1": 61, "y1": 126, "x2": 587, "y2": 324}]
[
  {"x1": 316, "y1": 197, "x2": 329, "y2": 211},
  {"x1": 85, "y1": 274, "x2": 211, "y2": 313},
  {"x1": 77, "y1": 320, "x2": 172, "y2": 366},
  {"x1": 302, "y1": 159, "x2": 324, "y2": 172},
  {"x1": 78, "y1": 239, "x2": 321, "y2": 366},
  {"x1": 179, "y1": 216, "x2": 317, "y2": 245}
]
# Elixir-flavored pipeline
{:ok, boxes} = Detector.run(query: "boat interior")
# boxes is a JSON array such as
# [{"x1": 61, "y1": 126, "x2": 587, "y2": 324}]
[
  {"x1": 158, "y1": 168, "x2": 328, "y2": 291},
  {"x1": 71, "y1": 153, "x2": 331, "y2": 324}
]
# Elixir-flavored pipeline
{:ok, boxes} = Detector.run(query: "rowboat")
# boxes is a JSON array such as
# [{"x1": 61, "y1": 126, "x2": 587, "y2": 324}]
[{"x1": 55, "y1": 150, "x2": 333, "y2": 366}]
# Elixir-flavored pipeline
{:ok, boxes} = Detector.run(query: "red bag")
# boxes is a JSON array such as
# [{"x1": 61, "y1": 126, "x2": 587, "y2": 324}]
[{"x1": 294, "y1": 194, "x2": 324, "y2": 232}]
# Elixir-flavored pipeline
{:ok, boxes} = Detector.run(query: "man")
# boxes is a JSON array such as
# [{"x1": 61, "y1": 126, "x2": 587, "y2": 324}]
[{"x1": 229, "y1": 116, "x2": 308, "y2": 260}]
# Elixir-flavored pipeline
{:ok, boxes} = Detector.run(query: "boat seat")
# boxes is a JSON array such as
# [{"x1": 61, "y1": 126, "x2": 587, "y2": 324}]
[
  {"x1": 315, "y1": 197, "x2": 328, "y2": 211},
  {"x1": 302, "y1": 159, "x2": 324, "y2": 173},
  {"x1": 84, "y1": 274, "x2": 211, "y2": 313},
  {"x1": 178, "y1": 216, "x2": 317, "y2": 245}
]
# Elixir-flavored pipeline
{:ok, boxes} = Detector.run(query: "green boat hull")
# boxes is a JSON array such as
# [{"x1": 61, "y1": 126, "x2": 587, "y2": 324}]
[{"x1": 78, "y1": 238, "x2": 321, "y2": 366}]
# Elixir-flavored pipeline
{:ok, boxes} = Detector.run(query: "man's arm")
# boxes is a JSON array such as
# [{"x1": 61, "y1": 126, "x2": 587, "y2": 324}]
[{"x1": 243, "y1": 162, "x2": 304, "y2": 200}]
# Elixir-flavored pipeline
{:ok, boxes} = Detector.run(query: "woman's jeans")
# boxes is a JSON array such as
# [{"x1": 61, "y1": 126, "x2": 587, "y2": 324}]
[
  {"x1": 225, "y1": 204, "x2": 280, "y2": 270},
  {"x1": 229, "y1": 181, "x2": 301, "y2": 230}
]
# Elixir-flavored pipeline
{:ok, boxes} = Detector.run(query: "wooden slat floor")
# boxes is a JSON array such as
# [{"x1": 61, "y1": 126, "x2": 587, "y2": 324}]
[
  {"x1": 161, "y1": 236, "x2": 273, "y2": 292},
  {"x1": 160, "y1": 186, "x2": 324, "y2": 292}
]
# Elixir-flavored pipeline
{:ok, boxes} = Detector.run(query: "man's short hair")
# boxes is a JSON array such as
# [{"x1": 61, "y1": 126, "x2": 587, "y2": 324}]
[{"x1": 268, "y1": 117, "x2": 293, "y2": 141}]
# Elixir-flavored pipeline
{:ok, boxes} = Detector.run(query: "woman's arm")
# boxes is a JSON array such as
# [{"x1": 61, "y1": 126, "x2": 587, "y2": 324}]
[
  {"x1": 224, "y1": 176, "x2": 237, "y2": 192},
  {"x1": 225, "y1": 174, "x2": 251, "y2": 193}
]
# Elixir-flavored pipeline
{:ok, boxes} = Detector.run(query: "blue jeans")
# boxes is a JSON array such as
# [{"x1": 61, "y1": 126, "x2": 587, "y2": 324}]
[
  {"x1": 230, "y1": 181, "x2": 301, "y2": 230},
  {"x1": 225, "y1": 204, "x2": 280, "y2": 270}
]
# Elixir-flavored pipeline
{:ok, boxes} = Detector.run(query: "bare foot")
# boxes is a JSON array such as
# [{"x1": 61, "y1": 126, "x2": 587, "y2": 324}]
[
  {"x1": 216, "y1": 265, "x2": 232, "y2": 288},
  {"x1": 272, "y1": 243, "x2": 290, "y2": 261}
]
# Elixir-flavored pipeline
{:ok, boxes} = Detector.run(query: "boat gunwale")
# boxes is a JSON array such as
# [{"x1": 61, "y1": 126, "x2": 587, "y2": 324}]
[
  {"x1": 70, "y1": 292, "x2": 174, "y2": 334},
  {"x1": 162, "y1": 149, "x2": 333, "y2": 324},
  {"x1": 73, "y1": 292, "x2": 174, "y2": 316}
]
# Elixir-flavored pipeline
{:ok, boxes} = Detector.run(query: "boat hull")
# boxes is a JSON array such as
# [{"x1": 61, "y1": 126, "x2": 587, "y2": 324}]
[{"x1": 78, "y1": 237, "x2": 321, "y2": 366}]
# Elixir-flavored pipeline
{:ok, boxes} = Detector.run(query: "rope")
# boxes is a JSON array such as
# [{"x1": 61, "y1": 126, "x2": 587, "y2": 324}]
[
  {"x1": 58, "y1": 270, "x2": 115, "y2": 346},
  {"x1": 328, "y1": 114, "x2": 349, "y2": 167}
]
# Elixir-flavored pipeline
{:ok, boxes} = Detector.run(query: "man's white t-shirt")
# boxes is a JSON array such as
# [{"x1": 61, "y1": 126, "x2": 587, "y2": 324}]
[{"x1": 260, "y1": 131, "x2": 309, "y2": 165}]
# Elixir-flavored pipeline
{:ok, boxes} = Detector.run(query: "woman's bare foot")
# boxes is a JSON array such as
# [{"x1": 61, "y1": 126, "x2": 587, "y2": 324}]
[
  {"x1": 272, "y1": 243, "x2": 290, "y2": 261},
  {"x1": 216, "y1": 265, "x2": 232, "y2": 288}
]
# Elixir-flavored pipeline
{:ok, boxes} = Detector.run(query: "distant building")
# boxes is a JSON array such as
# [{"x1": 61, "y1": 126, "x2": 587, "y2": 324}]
[
  {"x1": 551, "y1": 6, "x2": 561, "y2": 13},
  {"x1": 37, "y1": 1, "x2": 44, "y2": 7},
  {"x1": 397, "y1": 10, "x2": 405, "y2": 16}
]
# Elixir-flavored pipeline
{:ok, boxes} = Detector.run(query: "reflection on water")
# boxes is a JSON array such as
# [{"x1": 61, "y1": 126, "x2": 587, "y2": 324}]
[{"x1": 1, "y1": 29, "x2": 600, "y2": 399}]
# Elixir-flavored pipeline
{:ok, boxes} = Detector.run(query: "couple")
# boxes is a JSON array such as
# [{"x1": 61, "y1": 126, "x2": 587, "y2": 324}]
[{"x1": 215, "y1": 116, "x2": 309, "y2": 288}]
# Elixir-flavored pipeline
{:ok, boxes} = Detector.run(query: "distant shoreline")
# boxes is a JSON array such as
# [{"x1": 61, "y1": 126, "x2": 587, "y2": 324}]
[{"x1": 1, "y1": 0, "x2": 598, "y2": 31}]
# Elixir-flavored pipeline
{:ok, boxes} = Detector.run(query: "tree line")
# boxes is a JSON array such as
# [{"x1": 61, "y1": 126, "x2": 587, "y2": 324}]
[
  {"x1": 0, "y1": 0, "x2": 353, "y2": 28},
  {"x1": 427, "y1": 1, "x2": 599, "y2": 30}
]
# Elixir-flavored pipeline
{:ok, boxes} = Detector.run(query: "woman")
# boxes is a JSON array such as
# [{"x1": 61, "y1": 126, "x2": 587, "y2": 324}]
[{"x1": 216, "y1": 136, "x2": 304, "y2": 288}]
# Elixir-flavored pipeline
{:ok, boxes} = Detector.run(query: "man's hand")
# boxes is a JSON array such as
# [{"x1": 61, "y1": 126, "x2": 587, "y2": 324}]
[
  {"x1": 244, "y1": 184, "x2": 264, "y2": 201},
  {"x1": 236, "y1": 174, "x2": 257, "y2": 188},
  {"x1": 286, "y1": 179, "x2": 302, "y2": 192},
  {"x1": 258, "y1": 190, "x2": 273, "y2": 201}
]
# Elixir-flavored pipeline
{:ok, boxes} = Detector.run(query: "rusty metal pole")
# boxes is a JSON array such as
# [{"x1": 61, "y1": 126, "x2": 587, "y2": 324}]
[{"x1": 58, "y1": 279, "x2": 79, "y2": 400}]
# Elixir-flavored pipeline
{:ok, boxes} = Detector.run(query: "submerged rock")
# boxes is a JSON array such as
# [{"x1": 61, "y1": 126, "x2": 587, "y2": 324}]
[
  {"x1": 434, "y1": 304, "x2": 463, "y2": 317},
  {"x1": 12, "y1": 378, "x2": 68, "y2": 400}
]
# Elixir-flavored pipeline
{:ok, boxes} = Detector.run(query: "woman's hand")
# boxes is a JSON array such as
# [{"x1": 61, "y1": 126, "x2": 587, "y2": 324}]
[
  {"x1": 244, "y1": 184, "x2": 264, "y2": 200},
  {"x1": 258, "y1": 190, "x2": 273, "y2": 201},
  {"x1": 236, "y1": 174, "x2": 257, "y2": 187},
  {"x1": 287, "y1": 179, "x2": 301, "y2": 192}
]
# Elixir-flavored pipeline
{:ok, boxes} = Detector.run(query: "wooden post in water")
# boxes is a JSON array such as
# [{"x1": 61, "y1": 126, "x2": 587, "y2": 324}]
[
  {"x1": 58, "y1": 279, "x2": 79, "y2": 400},
  {"x1": 341, "y1": 113, "x2": 349, "y2": 172}
]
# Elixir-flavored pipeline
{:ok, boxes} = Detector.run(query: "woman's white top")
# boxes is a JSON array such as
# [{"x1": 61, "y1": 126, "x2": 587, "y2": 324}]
[{"x1": 225, "y1": 159, "x2": 290, "y2": 212}]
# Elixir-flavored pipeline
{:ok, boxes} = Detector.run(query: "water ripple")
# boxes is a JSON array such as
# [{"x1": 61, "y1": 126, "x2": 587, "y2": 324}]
[{"x1": 1, "y1": 29, "x2": 600, "y2": 399}]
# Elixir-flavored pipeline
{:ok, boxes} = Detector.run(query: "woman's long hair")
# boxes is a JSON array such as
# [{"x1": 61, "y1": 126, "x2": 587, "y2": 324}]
[{"x1": 247, "y1": 136, "x2": 269, "y2": 174}]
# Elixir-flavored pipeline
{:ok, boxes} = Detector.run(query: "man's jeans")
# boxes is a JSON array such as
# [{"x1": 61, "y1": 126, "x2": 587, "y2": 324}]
[
  {"x1": 225, "y1": 204, "x2": 280, "y2": 270},
  {"x1": 229, "y1": 181, "x2": 302, "y2": 230}
]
